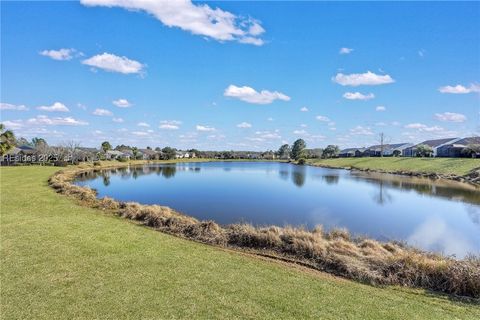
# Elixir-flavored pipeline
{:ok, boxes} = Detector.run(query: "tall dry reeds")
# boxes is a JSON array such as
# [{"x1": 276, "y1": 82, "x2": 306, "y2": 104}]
[{"x1": 48, "y1": 164, "x2": 480, "y2": 299}]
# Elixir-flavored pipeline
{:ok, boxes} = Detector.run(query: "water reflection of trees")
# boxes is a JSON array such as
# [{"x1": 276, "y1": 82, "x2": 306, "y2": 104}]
[
  {"x1": 75, "y1": 165, "x2": 185, "y2": 183},
  {"x1": 322, "y1": 175, "x2": 339, "y2": 185},
  {"x1": 279, "y1": 169, "x2": 289, "y2": 181},
  {"x1": 291, "y1": 166, "x2": 306, "y2": 187},
  {"x1": 351, "y1": 172, "x2": 480, "y2": 206}
]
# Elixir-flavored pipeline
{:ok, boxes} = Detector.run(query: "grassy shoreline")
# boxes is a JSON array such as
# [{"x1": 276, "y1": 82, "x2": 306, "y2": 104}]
[
  {"x1": 307, "y1": 157, "x2": 480, "y2": 176},
  {"x1": 2, "y1": 165, "x2": 479, "y2": 319},
  {"x1": 44, "y1": 160, "x2": 480, "y2": 299}
]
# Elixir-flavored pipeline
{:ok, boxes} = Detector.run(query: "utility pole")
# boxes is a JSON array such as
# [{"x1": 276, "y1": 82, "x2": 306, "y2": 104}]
[{"x1": 378, "y1": 132, "x2": 385, "y2": 157}]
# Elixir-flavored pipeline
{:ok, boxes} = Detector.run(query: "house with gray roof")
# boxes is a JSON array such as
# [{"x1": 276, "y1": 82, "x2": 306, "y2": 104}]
[
  {"x1": 436, "y1": 136, "x2": 480, "y2": 158},
  {"x1": 402, "y1": 138, "x2": 459, "y2": 157}
]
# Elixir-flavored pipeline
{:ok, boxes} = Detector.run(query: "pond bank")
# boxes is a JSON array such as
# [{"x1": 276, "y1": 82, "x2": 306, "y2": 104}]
[
  {"x1": 306, "y1": 158, "x2": 480, "y2": 187},
  {"x1": 48, "y1": 160, "x2": 480, "y2": 299},
  {"x1": 4, "y1": 166, "x2": 479, "y2": 319}
]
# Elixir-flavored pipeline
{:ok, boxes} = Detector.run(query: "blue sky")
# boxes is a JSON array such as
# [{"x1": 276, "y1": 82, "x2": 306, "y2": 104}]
[{"x1": 1, "y1": 1, "x2": 479, "y2": 150}]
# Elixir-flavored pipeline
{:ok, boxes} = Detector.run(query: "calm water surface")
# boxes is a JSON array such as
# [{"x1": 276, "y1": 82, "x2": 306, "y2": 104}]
[{"x1": 75, "y1": 162, "x2": 480, "y2": 257}]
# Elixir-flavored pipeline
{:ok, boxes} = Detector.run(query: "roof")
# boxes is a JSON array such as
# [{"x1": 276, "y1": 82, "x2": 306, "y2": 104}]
[
  {"x1": 340, "y1": 147, "x2": 366, "y2": 153},
  {"x1": 107, "y1": 150, "x2": 125, "y2": 156},
  {"x1": 390, "y1": 143, "x2": 413, "y2": 150},
  {"x1": 78, "y1": 147, "x2": 99, "y2": 153},
  {"x1": 453, "y1": 136, "x2": 480, "y2": 146},
  {"x1": 414, "y1": 138, "x2": 459, "y2": 148},
  {"x1": 139, "y1": 149, "x2": 157, "y2": 155}
]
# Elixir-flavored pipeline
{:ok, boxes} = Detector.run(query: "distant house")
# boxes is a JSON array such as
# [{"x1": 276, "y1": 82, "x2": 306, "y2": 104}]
[
  {"x1": 389, "y1": 143, "x2": 413, "y2": 156},
  {"x1": 261, "y1": 151, "x2": 276, "y2": 160},
  {"x1": 77, "y1": 147, "x2": 100, "y2": 162},
  {"x1": 437, "y1": 137, "x2": 480, "y2": 158},
  {"x1": 403, "y1": 138, "x2": 459, "y2": 157},
  {"x1": 1, "y1": 145, "x2": 37, "y2": 164},
  {"x1": 175, "y1": 151, "x2": 193, "y2": 159},
  {"x1": 339, "y1": 147, "x2": 366, "y2": 158},
  {"x1": 139, "y1": 148, "x2": 158, "y2": 160},
  {"x1": 105, "y1": 150, "x2": 129, "y2": 160},
  {"x1": 364, "y1": 143, "x2": 411, "y2": 157}
]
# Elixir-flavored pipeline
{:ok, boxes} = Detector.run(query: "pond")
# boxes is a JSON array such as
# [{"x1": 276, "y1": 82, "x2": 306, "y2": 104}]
[{"x1": 74, "y1": 162, "x2": 480, "y2": 257}]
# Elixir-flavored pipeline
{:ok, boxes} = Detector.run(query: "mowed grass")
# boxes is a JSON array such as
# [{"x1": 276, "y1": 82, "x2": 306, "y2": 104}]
[
  {"x1": 309, "y1": 157, "x2": 480, "y2": 176},
  {"x1": 1, "y1": 166, "x2": 479, "y2": 319}
]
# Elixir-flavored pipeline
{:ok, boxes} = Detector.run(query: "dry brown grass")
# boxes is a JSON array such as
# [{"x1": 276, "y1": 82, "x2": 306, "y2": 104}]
[{"x1": 48, "y1": 163, "x2": 480, "y2": 299}]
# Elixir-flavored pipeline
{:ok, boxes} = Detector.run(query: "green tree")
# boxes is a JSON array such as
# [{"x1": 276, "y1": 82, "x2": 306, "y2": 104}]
[
  {"x1": 16, "y1": 137, "x2": 31, "y2": 147},
  {"x1": 132, "y1": 147, "x2": 139, "y2": 160},
  {"x1": 291, "y1": 139, "x2": 306, "y2": 161},
  {"x1": 161, "y1": 147, "x2": 176, "y2": 160},
  {"x1": 277, "y1": 144, "x2": 291, "y2": 159},
  {"x1": 101, "y1": 141, "x2": 112, "y2": 153},
  {"x1": 0, "y1": 123, "x2": 16, "y2": 156},
  {"x1": 322, "y1": 145, "x2": 340, "y2": 158},
  {"x1": 462, "y1": 144, "x2": 480, "y2": 158},
  {"x1": 416, "y1": 144, "x2": 433, "y2": 157},
  {"x1": 32, "y1": 137, "x2": 47, "y2": 148}
]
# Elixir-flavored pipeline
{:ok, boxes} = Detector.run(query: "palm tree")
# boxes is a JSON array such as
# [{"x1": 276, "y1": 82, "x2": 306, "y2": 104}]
[{"x1": 0, "y1": 123, "x2": 16, "y2": 156}]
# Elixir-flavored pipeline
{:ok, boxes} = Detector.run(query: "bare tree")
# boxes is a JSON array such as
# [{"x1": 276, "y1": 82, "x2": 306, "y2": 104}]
[
  {"x1": 62, "y1": 140, "x2": 81, "y2": 163},
  {"x1": 377, "y1": 132, "x2": 390, "y2": 157}
]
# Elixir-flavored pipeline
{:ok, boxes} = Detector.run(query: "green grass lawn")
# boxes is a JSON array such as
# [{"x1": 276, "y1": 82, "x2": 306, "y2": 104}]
[
  {"x1": 1, "y1": 166, "x2": 479, "y2": 319},
  {"x1": 308, "y1": 157, "x2": 480, "y2": 176}
]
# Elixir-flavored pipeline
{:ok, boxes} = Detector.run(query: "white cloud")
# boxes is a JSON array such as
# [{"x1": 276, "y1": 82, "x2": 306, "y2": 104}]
[
  {"x1": 196, "y1": 125, "x2": 216, "y2": 132},
  {"x1": 2, "y1": 120, "x2": 24, "y2": 129},
  {"x1": 92, "y1": 108, "x2": 113, "y2": 116},
  {"x1": 26, "y1": 115, "x2": 88, "y2": 126},
  {"x1": 112, "y1": 98, "x2": 132, "y2": 108},
  {"x1": 300, "y1": 107, "x2": 309, "y2": 112},
  {"x1": 237, "y1": 122, "x2": 252, "y2": 128},
  {"x1": 81, "y1": 0, "x2": 265, "y2": 45},
  {"x1": 137, "y1": 122, "x2": 150, "y2": 127},
  {"x1": 292, "y1": 129, "x2": 325, "y2": 141},
  {"x1": 132, "y1": 131, "x2": 149, "y2": 136},
  {"x1": 248, "y1": 130, "x2": 282, "y2": 142},
  {"x1": 293, "y1": 129, "x2": 308, "y2": 135},
  {"x1": 343, "y1": 92, "x2": 375, "y2": 100},
  {"x1": 0, "y1": 103, "x2": 28, "y2": 111},
  {"x1": 350, "y1": 126, "x2": 374, "y2": 135},
  {"x1": 339, "y1": 47, "x2": 353, "y2": 54},
  {"x1": 404, "y1": 123, "x2": 445, "y2": 132},
  {"x1": 418, "y1": 49, "x2": 426, "y2": 58},
  {"x1": 438, "y1": 84, "x2": 480, "y2": 94},
  {"x1": 40, "y1": 48, "x2": 76, "y2": 61},
  {"x1": 333, "y1": 71, "x2": 395, "y2": 86},
  {"x1": 159, "y1": 120, "x2": 181, "y2": 130},
  {"x1": 316, "y1": 115, "x2": 331, "y2": 122},
  {"x1": 376, "y1": 105, "x2": 386, "y2": 112},
  {"x1": 224, "y1": 85, "x2": 290, "y2": 104},
  {"x1": 112, "y1": 117, "x2": 124, "y2": 123},
  {"x1": 267, "y1": 117, "x2": 274, "y2": 121},
  {"x1": 434, "y1": 112, "x2": 467, "y2": 123},
  {"x1": 36, "y1": 102, "x2": 69, "y2": 112},
  {"x1": 82, "y1": 53, "x2": 145, "y2": 74}
]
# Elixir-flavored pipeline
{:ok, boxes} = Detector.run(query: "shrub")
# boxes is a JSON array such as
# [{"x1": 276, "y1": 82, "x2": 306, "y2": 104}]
[{"x1": 298, "y1": 158, "x2": 306, "y2": 165}]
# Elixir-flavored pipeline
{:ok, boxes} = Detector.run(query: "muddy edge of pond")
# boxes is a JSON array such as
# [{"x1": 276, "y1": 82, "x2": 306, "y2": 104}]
[{"x1": 47, "y1": 160, "x2": 480, "y2": 299}]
